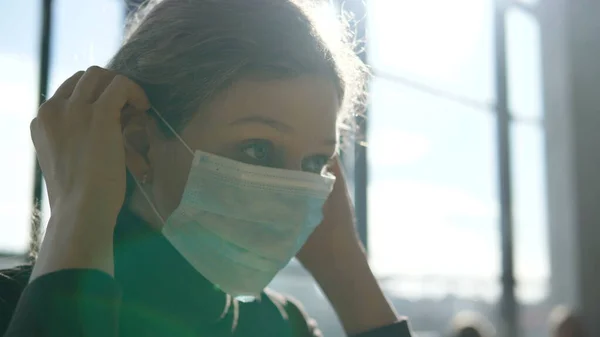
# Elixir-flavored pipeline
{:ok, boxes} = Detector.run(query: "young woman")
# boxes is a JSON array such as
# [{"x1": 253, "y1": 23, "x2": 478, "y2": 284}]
[{"x1": 0, "y1": 0, "x2": 412, "y2": 336}]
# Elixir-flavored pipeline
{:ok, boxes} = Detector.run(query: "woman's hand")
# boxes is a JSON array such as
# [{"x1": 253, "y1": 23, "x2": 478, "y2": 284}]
[
  {"x1": 29, "y1": 66, "x2": 150, "y2": 280},
  {"x1": 32, "y1": 66, "x2": 149, "y2": 221},
  {"x1": 296, "y1": 157, "x2": 399, "y2": 335}
]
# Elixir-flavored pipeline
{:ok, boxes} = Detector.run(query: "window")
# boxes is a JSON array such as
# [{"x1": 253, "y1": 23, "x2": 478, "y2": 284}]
[
  {"x1": 368, "y1": 0, "x2": 549, "y2": 336},
  {"x1": 506, "y1": 7, "x2": 543, "y2": 121},
  {"x1": 48, "y1": 0, "x2": 124, "y2": 93},
  {"x1": 506, "y1": 5, "x2": 548, "y2": 299},
  {"x1": 0, "y1": 0, "x2": 124, "y2": 259},
  {"x1": 368, "y1": 77, "x2": 500, "y2": 283},
  {"x1": 367, "y1": 73, "x2": 501, "y2": 335},
  {"x1": 0, "y1": 2, "x2": 41, "y2": 257},
  {"x1": 506, "y1": 6, "x2": 551, "y2": 337},
  {"x1": 368, "y1": 0, "x2": 496, "y2": 103}
]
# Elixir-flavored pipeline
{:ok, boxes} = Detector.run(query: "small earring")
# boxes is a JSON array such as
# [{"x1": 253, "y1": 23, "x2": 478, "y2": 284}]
[{"x1": 142, "y1": 173, "x2": 148, "y2": 185}]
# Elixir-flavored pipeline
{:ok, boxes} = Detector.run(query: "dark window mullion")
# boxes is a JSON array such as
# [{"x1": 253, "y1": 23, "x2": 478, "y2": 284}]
[
  {"x1": 29, "y1": 0, "x2": 54, "y2": 259},
  {"x1": 338, "y1": 0, "x2": 369, "y2": 250},
  {"x1": 494, "y1": 0, "x2": 519, "y2": 336}
]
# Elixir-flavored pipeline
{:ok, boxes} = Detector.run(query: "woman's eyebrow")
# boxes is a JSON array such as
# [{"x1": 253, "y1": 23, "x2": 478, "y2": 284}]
[
  {"x1": 230, "y1": 115, "x2": 337, "y2": 145},
  {"x1": 229, "y1": 115, "x2": 293, "y2": 133}
]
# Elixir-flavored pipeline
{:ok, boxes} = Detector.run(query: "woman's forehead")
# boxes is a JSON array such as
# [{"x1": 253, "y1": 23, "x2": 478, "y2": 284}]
[{"x1": 186, "y1": 76, "x2": 339, "y2": 139}]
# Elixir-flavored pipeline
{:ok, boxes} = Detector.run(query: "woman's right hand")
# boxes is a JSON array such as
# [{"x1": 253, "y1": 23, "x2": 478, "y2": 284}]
[
  {"x1": 29, "y1": 66, "x2": 150, "y2": 280},
  {"x1": 31, "y1": 66, "x2": 150, "y2": 227}
]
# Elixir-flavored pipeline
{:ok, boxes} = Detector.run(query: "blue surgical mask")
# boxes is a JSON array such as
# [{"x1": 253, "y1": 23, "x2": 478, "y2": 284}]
[{"x1": 134, "y1": 107, "x2": 336, "y2": 301}]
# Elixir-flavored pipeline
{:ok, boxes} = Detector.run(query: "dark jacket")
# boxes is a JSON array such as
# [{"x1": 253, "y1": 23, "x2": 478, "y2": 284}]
[{"x1": 0, "y1": 208, "x2": 412, "y2": 337}]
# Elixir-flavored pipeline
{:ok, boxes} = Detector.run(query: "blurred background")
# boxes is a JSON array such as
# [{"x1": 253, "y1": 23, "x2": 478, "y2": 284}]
[{"x1": 1, "y1": 1, "x2": 599, "y2": 337}]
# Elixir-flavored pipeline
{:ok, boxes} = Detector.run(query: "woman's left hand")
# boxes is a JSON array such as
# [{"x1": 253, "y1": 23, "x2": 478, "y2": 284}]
[{"x1": 296, "y1": 157, "x2": 399, "y2": 336}]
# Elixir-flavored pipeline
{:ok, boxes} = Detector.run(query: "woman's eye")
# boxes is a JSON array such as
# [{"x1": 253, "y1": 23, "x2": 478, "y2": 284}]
[
  {"x1": 302, "y1": 155, "x2": 331, "y2": 173},
  {"x1": 240, "y1": 139, "x2": 274, "y2": 164}
]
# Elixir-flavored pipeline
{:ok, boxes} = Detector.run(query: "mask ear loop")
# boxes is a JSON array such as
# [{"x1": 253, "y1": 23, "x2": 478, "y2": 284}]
[
  {"x1": 150, "y1": 106, "x2": 194, "y2": 155},
  {"x1": 132, "y1": 170, "x2": 166, "y2": 225},
  {"x1": 129, "y1": 106, "x2": 194, "y2": 225}
]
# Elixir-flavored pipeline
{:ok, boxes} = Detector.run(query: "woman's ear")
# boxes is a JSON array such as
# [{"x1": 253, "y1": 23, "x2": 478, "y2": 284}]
[{"x1": 122, "y1": 106, "x2": 154, "y2": 183}]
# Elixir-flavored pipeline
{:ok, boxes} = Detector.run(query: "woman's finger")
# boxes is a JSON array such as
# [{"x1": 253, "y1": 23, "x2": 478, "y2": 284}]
[
  {"x1": 94, "y1": 74, "x2": 150, "y2": 122},
  {"x1": 70, "y1": 66, "x2": 114, "y2": 103},
  {"x1": 53, "y1": 71, "x2": 85, "y2": 99}
]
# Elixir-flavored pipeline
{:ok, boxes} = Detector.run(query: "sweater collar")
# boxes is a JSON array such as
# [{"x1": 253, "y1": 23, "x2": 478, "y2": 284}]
[{"x1": 113, "y1": 207, "x2": 232, "y2": 327}]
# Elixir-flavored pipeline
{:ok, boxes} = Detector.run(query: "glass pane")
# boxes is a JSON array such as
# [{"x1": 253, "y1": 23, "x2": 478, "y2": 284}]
[
  {"x1": 49, "y1": 0, "x2": 124, "y2": 91},
  {"x1": 506, "y1": 7, "x2": 543, "y2": 120},
  {"x1": 367, "y1": 0, "x2": 496, "y2": 103},
  {"x1": 0, "y1": 2, "x2": 41, "y2": 254},
  {"x1": 368, "y1": 77, "x2": 501, "y2": 333},
  {"x1": 510, "y1": 122, "x2": 551, "y2": 336},
  {"x1": 40, "y1": 0, "x2": 125, "y2": 229}
]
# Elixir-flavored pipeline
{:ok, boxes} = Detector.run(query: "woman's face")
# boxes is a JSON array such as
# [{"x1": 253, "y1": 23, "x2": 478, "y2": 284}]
[{"x1": 126, "y1": 75, "x2": 340, "y2": 228}]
